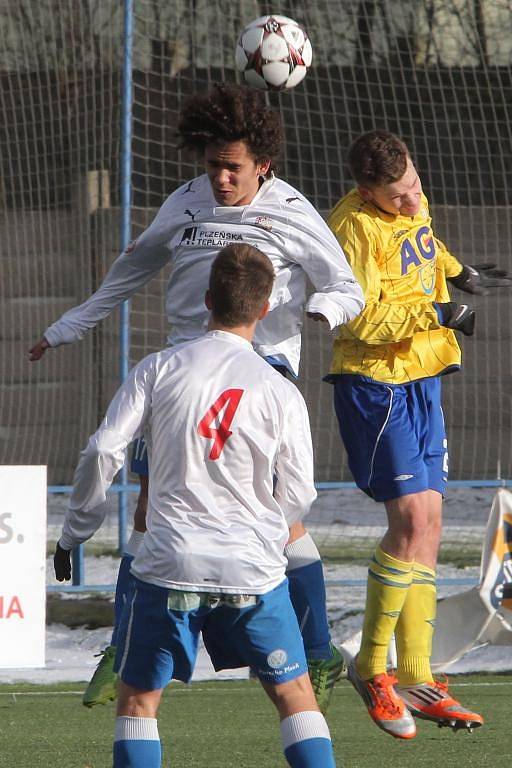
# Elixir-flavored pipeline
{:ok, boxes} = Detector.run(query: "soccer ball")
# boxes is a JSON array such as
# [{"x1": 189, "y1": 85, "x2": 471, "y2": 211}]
[{"x1": 235, "y1": 15, "x2": 312, "y2": 91}]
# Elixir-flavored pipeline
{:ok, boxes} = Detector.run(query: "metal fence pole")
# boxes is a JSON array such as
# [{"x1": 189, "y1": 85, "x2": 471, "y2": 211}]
[
  {"x1": 71, "y1": 546, "x2": 85, "y2": 587},
  {"x1": 118, "y1": 0, "x2": 134, "y2": 553}
]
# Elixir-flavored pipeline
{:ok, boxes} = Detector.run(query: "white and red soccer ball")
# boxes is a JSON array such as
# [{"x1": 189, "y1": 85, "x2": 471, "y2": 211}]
[{"x1": 235, "y1": 15, "x2": 312, "y2": 91}]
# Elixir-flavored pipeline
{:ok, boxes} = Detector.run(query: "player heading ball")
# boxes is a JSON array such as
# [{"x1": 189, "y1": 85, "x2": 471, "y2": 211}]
[{"x1": 34, "y1": 82, "x2": 363, "y2": 714}]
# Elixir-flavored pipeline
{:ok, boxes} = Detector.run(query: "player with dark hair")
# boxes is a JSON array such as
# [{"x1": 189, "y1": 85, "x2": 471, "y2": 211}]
[
  {"x1": 177, "y1": 83, "x2": 284, "y2": 167},
  {"x1": 54, "y1": 243, "x2": 338, "y2": 768},
  {"x1": 327, "y1": 129, "x2": 510, "y2": 739},
  {"x1": 31, "y1": 83, "x2": 364, "y2": 712}
]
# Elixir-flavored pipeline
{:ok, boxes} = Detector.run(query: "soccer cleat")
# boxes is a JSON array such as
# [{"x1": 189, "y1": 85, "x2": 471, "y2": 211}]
[
  {"x1": 307, "y1": 643, "x2": 346, "y2": 714},
  {"x1": 347, "y1": 657, "x2": 416, "y2": 739},
  {"x1": 82, "y1": 645, "x2": 118, "y2": 708},
  {"x1": 397, "y1": 679, "x2": 484, "y2": 732}
]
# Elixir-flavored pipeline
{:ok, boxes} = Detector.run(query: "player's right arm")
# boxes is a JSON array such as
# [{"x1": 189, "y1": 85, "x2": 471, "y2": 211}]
[
  {"x1": 329, "y1": 214, "x2": 445, "y2": 345},
  {"x1": 29, "y1": 203, "x2": 176, "y2": 360},
  {"x1": 273, "y1": 384, "x2": 317, "y2": 526}
]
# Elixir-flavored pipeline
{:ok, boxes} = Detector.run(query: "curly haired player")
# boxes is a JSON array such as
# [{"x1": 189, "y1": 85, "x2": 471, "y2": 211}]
[{"x1": 32, "y1": 84, "x2": 364, "y2": 712}]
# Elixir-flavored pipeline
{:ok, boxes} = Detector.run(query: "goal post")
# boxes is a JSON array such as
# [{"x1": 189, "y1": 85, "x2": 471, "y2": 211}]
[{"x1": 1, "y1": 0, "x2": 512, "y2": 490}]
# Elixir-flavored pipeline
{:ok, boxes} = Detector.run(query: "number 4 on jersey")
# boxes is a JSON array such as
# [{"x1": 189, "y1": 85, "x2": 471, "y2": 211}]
[{"x1": 197, "y1": 389, "x2": 244, "y2": 460}]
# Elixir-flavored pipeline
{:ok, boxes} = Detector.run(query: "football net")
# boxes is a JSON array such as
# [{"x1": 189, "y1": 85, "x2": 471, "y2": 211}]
[{"x1": 2, "y1": 0, "x2": 512, "y2": 559}]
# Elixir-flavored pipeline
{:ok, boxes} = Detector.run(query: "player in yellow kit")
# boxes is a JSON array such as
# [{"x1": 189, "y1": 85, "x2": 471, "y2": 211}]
[{"x1": 327, "y1": 130, "x2": 510, "y2": 739}]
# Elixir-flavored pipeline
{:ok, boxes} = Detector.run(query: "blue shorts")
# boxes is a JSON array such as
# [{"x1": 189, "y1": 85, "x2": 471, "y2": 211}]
[
  {"x1": 130, "y1": 359, "x2": 289, "y2": 477},
  {"x1": 333, "y1": 375, "x2": 448, "y2": 502},
  {"x1": 114, "y1": 577, "x2": 307, "y2": 691}
]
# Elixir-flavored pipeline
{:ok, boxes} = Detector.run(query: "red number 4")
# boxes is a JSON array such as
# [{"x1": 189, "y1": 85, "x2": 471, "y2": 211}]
[{"x1": 197, "y1": 389, "x2": 244, "y2": 460}]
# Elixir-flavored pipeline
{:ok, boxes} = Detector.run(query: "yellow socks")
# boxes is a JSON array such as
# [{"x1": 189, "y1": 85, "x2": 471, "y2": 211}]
[
  {"x1": 357, "y1": 546, "x2": 414, "y2": 680},
  {"x1": 395, "y1": 562, "x2": 437, "y2": 685}
]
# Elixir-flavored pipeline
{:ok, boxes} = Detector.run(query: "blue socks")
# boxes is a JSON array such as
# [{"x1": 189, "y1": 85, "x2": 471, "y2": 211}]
[
  {"x1": 281, "y1": 711, "x2": 336, "y2": 767},
  {"x1": 285, "y1": 534, "x2": 332, "y2": 660},
  {"x1": 113, "y1": 716, "x2": 161, "y2": 767},
  {"x1": 113, "y1": 713, "x2": 334, "y2": 767}
]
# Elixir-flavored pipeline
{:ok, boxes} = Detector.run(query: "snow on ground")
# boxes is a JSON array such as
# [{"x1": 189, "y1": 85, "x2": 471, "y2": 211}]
[
  {"x1": 1, "y1": 624, "x2": 247, "y2": 685},
  {"x1": 1, "y1": 556, "x2": 510, "y2": 684},
  {"x1": 2, "y1": 487, "x2": 510, "y2": 684}
]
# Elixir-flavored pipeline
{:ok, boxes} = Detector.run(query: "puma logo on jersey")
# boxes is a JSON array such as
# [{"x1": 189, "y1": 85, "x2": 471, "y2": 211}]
[
  {"x1": 393, "y1": 474, "x2": 414, "y2": 481},
  {"x1": 184, "y1": 209, "x2": 200, "y2": 221},
  {"x1": 286, "y1": 196, "x2": 301, "y2": 204},
  {"x1": 181, "y1": 181, "x2": 195, "y2": 194}
]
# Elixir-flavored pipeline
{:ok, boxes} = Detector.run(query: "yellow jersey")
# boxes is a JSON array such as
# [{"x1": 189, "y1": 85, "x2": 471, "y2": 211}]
[{"x1": 328, "y1": 189, "x2": 463, "y2": 384}]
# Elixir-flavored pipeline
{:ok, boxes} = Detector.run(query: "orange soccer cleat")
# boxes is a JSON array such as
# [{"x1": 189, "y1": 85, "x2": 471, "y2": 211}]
[
  {"x1": 397, "y1": 678, "x2": 484, "y2": 732},
  {"x1": 347, "y1": 657, "x2": 416, "y2": 739}
]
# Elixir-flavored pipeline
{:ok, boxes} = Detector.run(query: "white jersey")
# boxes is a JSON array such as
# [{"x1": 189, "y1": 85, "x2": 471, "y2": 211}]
[
  {"x1": 60, "y1": 330, "x2": 317, "y2": 593},
  {"x1": 44, "y1": 174, "x2": 363, "y2": 375}
]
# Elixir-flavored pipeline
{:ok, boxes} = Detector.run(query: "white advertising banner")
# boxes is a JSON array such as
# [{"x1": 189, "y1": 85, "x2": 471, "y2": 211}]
[{"x1": 0, "y1": 466, "x2": 46, "y2": 667}]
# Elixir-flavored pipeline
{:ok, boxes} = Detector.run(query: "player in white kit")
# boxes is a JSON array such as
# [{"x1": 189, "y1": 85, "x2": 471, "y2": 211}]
[
  {"x1": 33, "y1": 84, "x2": 364, "y2": 710},
  {"x1": 54, "y1": 244, "x2": 338, "y2": 768}
]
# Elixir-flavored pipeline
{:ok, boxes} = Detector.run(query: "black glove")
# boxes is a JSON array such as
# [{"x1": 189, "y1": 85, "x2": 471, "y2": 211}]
[
  {"x1": 448, "y1": 264, "x2": 512, "y2": 295},
  {"x1": 54, "y1": 542, "x2": 72, "y2": 582},
  {"x1": 434, "y1": 302, "x2": 475, "y2": 336}
]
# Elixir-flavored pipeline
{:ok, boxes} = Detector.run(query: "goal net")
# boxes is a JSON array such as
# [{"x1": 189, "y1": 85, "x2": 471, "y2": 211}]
[{"x1": 2, "y1": 0, "x2": 512, "y2": 505}]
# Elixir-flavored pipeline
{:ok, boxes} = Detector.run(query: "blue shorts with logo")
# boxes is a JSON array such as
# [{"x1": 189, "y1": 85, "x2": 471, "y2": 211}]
[
  {"x1": 130, "y1": 359, "x2": 290, "y2": 476},
  {"x1": 114, "y1": 576, "x2": 307, "y2": 691},
  {"x1": 332, "y1": 375, "x2": 448, "y2": 502}
]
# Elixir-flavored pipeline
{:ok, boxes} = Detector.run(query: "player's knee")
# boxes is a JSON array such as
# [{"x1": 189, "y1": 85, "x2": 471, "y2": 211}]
[
  {"x1": 388, "y1": 496, "x2": 431, "y2": 544},
  {"x1": 117, "y1": 681, "x2": 161, "y2": 719},
  {"x1": 262, "y1": 673, "x2": 318, "y2": 717},
  {"x1": 400, "y1": 513, "x2": 429, "y2": 544}
]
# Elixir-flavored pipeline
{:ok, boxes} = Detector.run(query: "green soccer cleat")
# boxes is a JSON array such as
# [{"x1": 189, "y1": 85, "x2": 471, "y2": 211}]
[
  {"x1": 82, "y1": 645, "x2": 118, "y2": 708},
  {"x1": 308, "y1": 643, "x2": 347, "y2": 714}
]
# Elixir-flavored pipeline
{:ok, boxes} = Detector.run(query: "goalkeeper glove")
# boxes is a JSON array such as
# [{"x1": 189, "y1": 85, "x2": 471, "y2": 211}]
[
  {"x1": 434, "y1": 302, "x2": 475, "y2": 336},
  {"x1": 448, "y1": 263, "x2": 512, "y2": 295},
  {"x1": 54, "y1": 542, "x2": 72, "y2": 582}
]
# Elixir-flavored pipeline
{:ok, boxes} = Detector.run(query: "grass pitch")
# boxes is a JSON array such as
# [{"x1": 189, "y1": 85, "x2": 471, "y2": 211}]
[{"x1": 0, "y1": 674, "x2": 507, "y2": 767}]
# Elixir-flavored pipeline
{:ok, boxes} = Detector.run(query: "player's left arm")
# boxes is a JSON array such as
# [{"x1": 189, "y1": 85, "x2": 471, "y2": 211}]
[
  {"x1": 435, "y1": 237, "x2": 512, "y2": 295},
  {"x1": 289, "y1": 206, "x2": 365, "y2": 328},
  {"x1": 54, "y1": 357, "x2": 156, "y2": 580},
  {"x1": 273, "y1": 385, "x2": 317, "y2": 526}
]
